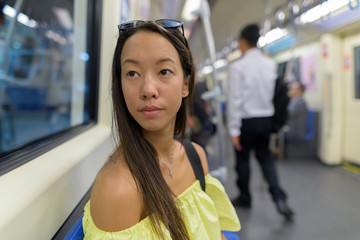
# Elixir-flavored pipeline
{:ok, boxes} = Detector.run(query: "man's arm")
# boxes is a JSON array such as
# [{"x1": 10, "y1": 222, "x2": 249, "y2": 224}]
[
  {"x1": 231, "y1": 135, "x2": 242, "y2": 151},
  {"x1": 227, "y1": 64, "x2": 244, "y2": 150}
]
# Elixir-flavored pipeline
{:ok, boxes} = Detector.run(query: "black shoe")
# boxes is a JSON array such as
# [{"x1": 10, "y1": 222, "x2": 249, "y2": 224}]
[
  {"x1": 275, "y1": 200, "x2": 294, "y2": 220},
  {"x1": 231, "y1": 196, "x2": 251, "y2": 208}
]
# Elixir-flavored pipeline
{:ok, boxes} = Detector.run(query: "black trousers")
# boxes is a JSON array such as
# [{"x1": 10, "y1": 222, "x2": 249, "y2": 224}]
[{"x1": 234, "y1": 117, "x2": 287, "y2": 202}]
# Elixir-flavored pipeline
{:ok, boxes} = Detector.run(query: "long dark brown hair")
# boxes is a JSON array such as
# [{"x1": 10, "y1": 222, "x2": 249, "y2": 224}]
[{"x1": 111, "y1": 22, "x2": 195, "y2": 239}]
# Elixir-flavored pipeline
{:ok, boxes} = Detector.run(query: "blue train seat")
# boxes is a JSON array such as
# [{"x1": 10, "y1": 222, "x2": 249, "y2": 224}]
[
  {"x1": 304, "y1": 110, "x2": 316, "y2": 141},
  {"x1": 64, "y1": 213, "x2": 84, "y2": 240},
  {"x1": 223, "y1": 230, "x2": 241, "y2": 240},
  {"x1": 63, "y1": 213, "x2": 240, "y2": 240}
]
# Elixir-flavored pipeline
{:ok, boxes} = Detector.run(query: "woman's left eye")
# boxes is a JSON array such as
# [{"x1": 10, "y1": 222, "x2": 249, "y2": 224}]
[{"x1": 159, "y1": 69, "x2": 172, "y2": 76}]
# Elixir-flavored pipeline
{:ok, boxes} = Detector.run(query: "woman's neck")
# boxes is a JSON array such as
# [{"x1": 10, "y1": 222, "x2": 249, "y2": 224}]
[{"x1": 143, "y1": 130, "x2": 174, "y2": 158}]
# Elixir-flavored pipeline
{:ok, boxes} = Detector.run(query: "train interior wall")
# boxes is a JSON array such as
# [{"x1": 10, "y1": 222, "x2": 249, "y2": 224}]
[
  {"x1": 342, "y1": 33, "x2": 360, "y2": 164},
  {"x1": 273, "y1": 30, "x2": 360, "y2": 166},
  {"x1": 0, "y1": 1, "x2": 119, "y2": 239}
]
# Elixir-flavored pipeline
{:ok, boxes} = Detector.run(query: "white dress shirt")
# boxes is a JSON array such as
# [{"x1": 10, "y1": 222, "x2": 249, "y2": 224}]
[{"x1": 227, "y1": 48, "x2": 277, "y2": 136}]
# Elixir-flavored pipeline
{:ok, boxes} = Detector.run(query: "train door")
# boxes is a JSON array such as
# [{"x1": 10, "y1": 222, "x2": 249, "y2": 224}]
[{"x1": 342, "y1": 32, "x2": 360, "y2": 165}]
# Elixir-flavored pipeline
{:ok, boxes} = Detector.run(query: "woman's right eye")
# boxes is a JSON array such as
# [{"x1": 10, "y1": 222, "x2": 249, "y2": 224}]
[{"x1": 126, "y1": 71, "x2": 139, "y2": 78}]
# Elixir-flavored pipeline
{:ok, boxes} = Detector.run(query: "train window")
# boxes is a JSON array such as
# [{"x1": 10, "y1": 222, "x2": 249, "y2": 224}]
[
  {"x1": 355, "y1": 46, "x2": 360, "y2": 99},
  {"x1": 0, "y1": 0, "x2": 101, "y2": 174}
]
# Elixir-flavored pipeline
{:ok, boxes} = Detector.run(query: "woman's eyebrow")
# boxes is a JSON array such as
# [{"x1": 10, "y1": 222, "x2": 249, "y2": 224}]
[
  {"x1": 156, "y1": 58, "x2": 176, "y2": 65},
  {"x1": 122, "y1": 58, "x2": 139, "y2": 65},
  {"x1": 122, "y1": 58, "x2": 176, "y2": 66}
]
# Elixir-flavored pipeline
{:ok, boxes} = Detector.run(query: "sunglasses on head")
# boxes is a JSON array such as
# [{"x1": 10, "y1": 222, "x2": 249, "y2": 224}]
[{"x1": 118, "y1": 19, "x2": 186, "y2": 44}]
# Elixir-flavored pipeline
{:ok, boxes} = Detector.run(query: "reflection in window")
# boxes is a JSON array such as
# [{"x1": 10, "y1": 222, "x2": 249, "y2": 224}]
[
  {"x1": 355, "y1": 46, "x2": 360, "y2": 99},
  {"x1": 0, "y1": 0, "x2": 92, "y2": 155}
]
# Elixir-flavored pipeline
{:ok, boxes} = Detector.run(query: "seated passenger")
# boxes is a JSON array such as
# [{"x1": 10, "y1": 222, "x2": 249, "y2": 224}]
[
  {"x1": 83, "y1": 20, "x2": 240, "y2": 239},
  {"x1": 188, "y1": 79, "x2": 216, "y2": 149},
  {"x1": 286, "y1": 81, "x2": 308, "y2": 141}
]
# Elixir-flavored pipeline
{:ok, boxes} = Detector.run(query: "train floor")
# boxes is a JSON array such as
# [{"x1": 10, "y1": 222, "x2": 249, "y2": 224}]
[{"x1": 207, "y1": 135, "x2": 360, "y2": 240}]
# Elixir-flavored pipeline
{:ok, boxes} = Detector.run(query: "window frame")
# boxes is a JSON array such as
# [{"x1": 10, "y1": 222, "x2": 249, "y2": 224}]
[
  {"x1": 0, "y1": 0, "x2": 103, "y2": 176},
  {"x1": 354, "y1": 46, "x2": 360, "y2": 99}
]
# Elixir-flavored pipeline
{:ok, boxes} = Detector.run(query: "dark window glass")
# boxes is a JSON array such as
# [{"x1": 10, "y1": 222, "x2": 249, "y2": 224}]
[
  {"x1": 355, "y1": 46, "x2": 360, "y2": 99},
  {"x1": 0, "y1": 0, "x2": 100, "y2": 170}
]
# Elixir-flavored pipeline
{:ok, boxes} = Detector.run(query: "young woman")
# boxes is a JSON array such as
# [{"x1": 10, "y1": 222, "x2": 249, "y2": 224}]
[{"x1": 83, "y1": 19, "x2": 240, "y2": 239}]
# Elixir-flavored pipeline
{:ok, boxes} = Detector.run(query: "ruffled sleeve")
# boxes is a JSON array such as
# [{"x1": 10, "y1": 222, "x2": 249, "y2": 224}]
[
  {"x1": 82, "y1": 175, "x2": 240, "y2": 239},
  {"x1": 205, "y1": 174, "x2": 241, "y2": 232},
  {"x1": 82, "y1": 201, "x2": 171, "y2": 240}
]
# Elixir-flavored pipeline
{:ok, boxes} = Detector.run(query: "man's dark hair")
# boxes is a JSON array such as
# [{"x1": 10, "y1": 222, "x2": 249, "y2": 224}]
[
  {"x1": 239, "y1": 24, "x2": 260, "y2": 47},
  {"x1": 0, "y1": 2, "x2": 5, "y2": 25}
]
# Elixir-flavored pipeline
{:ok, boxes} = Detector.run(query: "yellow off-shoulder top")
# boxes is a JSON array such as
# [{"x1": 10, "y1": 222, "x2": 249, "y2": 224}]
[{"x1": 83, "y1": 174, "x2": 241, "y2": 239}]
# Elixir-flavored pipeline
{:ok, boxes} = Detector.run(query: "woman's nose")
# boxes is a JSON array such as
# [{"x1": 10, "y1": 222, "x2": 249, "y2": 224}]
[{"x1": 141, "y1": 75, "x2": 159, "y2": 100}]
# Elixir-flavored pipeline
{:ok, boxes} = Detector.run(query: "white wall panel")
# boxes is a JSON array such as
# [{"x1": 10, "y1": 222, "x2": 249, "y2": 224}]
[{"x1": 342, "y1": 33, "x2": 360, "y2": 164}]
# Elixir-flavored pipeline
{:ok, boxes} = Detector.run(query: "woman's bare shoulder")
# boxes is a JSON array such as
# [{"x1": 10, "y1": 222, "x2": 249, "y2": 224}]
[
  {"x1": 90, "y1": 156, "x2": 144, "y2": 232},
  {"x1": 190, "y1": 141, "x2": 209, "y2": 176}
]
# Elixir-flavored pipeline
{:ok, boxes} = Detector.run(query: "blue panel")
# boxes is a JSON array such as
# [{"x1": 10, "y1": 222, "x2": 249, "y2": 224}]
[
  {"x1": 64, "y1": 214, "x2": 84, "y2": 240},
  {"x1": 223, "y1": 231, "x2": 241, "y2": 240},
  {"x1": 267, "y1": 35, "x2": 294, "y2": 55},
  {"x1": 315, "y1": 6, "x2": 360, "y2": 32}
]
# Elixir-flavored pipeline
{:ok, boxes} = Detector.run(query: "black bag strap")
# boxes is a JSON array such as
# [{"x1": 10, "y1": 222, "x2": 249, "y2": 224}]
[{"x1": 183, "y1": 139, "x2": 205, "y2": 191}]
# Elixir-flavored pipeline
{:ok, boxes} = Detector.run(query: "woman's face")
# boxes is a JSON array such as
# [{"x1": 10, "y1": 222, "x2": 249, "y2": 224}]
[{"x1": 120, "y1": 31, "x2": 189, "y2": 134}]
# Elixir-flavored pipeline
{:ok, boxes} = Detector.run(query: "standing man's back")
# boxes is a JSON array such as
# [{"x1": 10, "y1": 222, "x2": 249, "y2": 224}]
[
  {"x1": 227, "y1": 24, "x2": 294, "y2": 220},
  {"x1": 228, "y1": 49, "x2": 277, "y2": 133}
]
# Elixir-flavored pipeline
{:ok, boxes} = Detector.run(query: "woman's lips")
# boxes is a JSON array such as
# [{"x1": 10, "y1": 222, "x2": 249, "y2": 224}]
[{"x1": 140, "y1": 106, "x2": 162, "y2": 117}]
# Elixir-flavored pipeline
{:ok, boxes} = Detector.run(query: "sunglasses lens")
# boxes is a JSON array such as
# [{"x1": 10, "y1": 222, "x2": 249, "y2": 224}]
[
  {"x1": 118, "y1": 19, "x2": 185, "y2": 44},
  {"x1": 156, "y1": 19, "x2": 184, "y2": 37},
  {"x1": 155, "y1": 19, "x2": 182, "y2": 28},
  {"x1": 118, "y1": 20, "x2": 145, "y2": 32}
]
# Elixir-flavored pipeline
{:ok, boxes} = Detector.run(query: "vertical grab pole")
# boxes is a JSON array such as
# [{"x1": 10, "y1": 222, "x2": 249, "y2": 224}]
[
  {"x1": 197, "y1": 0, "x2": 226, "y2": 170},
  {"x1": 1, "y1": 0, "x2": 24, "y2": 76}
]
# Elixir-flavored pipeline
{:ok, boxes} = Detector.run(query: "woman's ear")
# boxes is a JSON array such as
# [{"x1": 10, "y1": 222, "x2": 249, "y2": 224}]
[{"x1": 182, "y1": 76, "x2": 190, "y2": 98}]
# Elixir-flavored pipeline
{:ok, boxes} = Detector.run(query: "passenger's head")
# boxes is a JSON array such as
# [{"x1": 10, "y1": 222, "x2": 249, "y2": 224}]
[
  {"x1": 288, "y1": 81, "x2": 305, "y2": 98},
  {"x1": 111, "y1": 20, "x2": 195, "y2": 141},
  {"x1": 0, "y1": 2, "x2": 5, "y2": 25},
  {"x1": 238, "y1": 24, "x2": 260, "y2": 52}
]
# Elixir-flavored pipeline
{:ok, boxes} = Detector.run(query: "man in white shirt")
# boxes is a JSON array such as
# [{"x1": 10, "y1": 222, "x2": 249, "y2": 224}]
[{"x1": 227, "y1": 24, "x2": 293, "y2": 220}]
